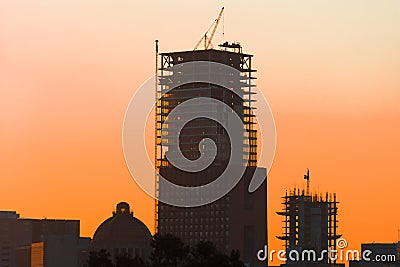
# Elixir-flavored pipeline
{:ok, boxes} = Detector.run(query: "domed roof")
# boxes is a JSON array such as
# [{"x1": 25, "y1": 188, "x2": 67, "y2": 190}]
[{"x1": 92, "y1": 202, "x2": 151, "y2": 245}]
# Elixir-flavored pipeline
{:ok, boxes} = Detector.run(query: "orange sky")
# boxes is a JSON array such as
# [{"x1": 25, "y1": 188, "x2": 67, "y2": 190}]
[{"x1": 1, "y1": 0, "x2": 399, "y2": 264}]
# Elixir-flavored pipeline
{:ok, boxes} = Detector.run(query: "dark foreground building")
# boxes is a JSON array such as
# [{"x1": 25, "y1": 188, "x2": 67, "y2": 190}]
[
  {"x1": 0, "y1": 211, "x2": 90, "y2": 267},
  {"x1": 349, "y1": 243, "x2": 400, "y2": 267},
  {"x1": 155, "y1": 44, "x2": 267, "y2": 267}
]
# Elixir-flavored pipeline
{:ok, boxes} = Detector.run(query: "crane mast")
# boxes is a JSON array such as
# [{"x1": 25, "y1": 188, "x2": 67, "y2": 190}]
[{"x1": 304, "y1": 169, "x2": 310, "y2": 196}]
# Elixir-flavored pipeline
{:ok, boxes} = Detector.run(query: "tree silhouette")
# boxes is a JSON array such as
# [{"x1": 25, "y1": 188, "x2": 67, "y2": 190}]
[
  {"x1": 88, "y1": 235, "x2": 245, "y2": 267},
  {"x1": 150, "y1": 233, "x2": 189, "y2": 267},
  {"x1": 228, "y1": 249, "x2": 245, "y2": 267},
  {"x1": 115, "y1": 253, "x2": 148, "y2": 267},
  {"x1": 186, "y1": 241, "x2": 231, "y2": 267},
  {"x1": 88, "y1": 249, "x2": 114, "y2": 267}
]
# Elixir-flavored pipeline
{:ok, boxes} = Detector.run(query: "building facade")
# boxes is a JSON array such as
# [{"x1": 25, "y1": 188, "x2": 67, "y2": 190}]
[
  {"x1": 0, "y1": 211, "x2": 89, "y2": 267},
  {"x1": 156, "y1": 45, "x2": 267, "y2": 267},
  {"x1": 277, "y1": 189, "x2": 341, "y2": 265}
]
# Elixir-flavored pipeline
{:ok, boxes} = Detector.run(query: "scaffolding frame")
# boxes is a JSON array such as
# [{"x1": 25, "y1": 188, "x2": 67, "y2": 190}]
[
  {"x1": 154, "y1": 47, "x2": 258, "y2": 232},
  {"x1": 277, "y1": 189, "x2": 341, "y2": 264}
]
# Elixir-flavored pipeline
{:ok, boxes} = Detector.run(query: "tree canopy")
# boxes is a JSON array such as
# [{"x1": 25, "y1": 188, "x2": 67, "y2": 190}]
[{"x1": 88, "y1": 234, "x2": 245, "y2": 267}]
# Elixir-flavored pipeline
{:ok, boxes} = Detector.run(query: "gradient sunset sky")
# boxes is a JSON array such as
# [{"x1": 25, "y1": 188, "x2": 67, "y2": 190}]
[{"x1": 1, "y1": 0, "x2": 400, "y2": 261}]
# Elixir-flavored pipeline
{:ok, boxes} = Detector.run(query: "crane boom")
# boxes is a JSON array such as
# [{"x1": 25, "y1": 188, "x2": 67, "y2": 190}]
[
  {"x1": 205, "y1": 7, "x2": 224, "y2": 49},
  {"x1": 194, "y1": 7, "x2": 224, "y2": 50}
]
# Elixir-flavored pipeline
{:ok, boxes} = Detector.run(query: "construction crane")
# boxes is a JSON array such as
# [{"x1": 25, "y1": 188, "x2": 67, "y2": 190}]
[
  {"x1": 194, "y1": 7, "x2": 224, "y2": 50},
  {"x1": 304, "y1": 169, "x2": 310, "y2": 196}
]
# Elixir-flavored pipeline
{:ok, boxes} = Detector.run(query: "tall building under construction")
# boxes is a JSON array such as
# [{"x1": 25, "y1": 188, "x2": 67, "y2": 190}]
[
  {"x1": 155, "y1": 43, "x2": 267, "y2": 267},
  {"x1": 277, "y1": 181, "x2": 341, "y2": 265}
]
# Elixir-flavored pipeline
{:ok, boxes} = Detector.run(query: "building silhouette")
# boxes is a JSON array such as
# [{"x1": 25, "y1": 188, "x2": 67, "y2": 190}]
[
  {"x1": 90, "y1": 202, "x2": 152, "y2": 262},
  {"x1": 0, "y1": 210, "x2": 89, "y2": 267},
  {"x1": 277, "y1": 185, "x2": 341, "y2": 265},
  {"x1": 155, "y1": 44, "x2": 267, "y2": 267},
  {"x1": 349, "y1": 243, "x2": 400, "y2": 267},
  {"x1": 0, "y1": 203, "x2": 151, "y2": 267}
]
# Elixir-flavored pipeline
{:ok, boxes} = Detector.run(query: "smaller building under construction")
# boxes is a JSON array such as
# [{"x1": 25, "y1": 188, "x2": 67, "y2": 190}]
[{"x1": 277, "y1": 171, "x2": 341, "y2": 264}]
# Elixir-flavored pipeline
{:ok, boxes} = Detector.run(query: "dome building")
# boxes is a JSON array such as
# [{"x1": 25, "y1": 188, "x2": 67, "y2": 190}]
[{"x1": 91, "y1": 202, "x2": 152, "y2": 261}]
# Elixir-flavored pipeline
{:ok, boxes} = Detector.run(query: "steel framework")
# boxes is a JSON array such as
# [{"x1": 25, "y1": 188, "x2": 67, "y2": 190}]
[
  {"x1": 277, "y1": 189, "x2": 341, "y2": 264},
  {"x1": 154, "y1": 46, "x2": 258, "y2": 233}
]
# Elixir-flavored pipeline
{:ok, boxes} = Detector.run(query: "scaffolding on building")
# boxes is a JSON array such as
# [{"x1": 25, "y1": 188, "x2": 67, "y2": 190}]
[
  {"x1": 277, "y1": 188, "x2": 341, "y2": 264},
  {"x1": 154, "y1": 44, "x2": 258, "y2": 232}
]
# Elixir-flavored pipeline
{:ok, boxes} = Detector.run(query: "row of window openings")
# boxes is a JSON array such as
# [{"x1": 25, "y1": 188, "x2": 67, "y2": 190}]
[
  {"x1": 159, "y1": 223, "x2": 229, "y2": 231},
  {"x1": 160, "y1": 203, "x2": 230, "y2": 210},
  {"x1": 159, "y1": 185, "x2": 233, "y2": 192},
  {"x1": 158, "y1": 196, "x2": 232, "y2": 203},
  {"x1": 161, "y1": 229, "x2": 229, "y2": 238},
  {"x1": 177, "y1": 235, "x2": 228, "y2": 247},
  {"x1": 244, "y1": 147, "x2": 257, "y2": 152},
  {"x1": 158, "y1": 197, "x2": 232, "y2": 205},
  {"x1": 160, "y1": 206, "x2": 228, "y2": 213},
  {"x1": 161, "y1": 210, "x2": 228, "y2": 216},
  {"x1": 159, "y1": 101, "x2": 239, "y2": 107},
  {"x1": 113, "y1": 247, "x2": 145, "y2": 257},
  {"x1": 159, "y1": 217, "x2": 229, "y2": 224},
  {"x1": 160, "y1": 202, "x2": 230, "y2": 211},
  {"x1": 158, "y1": 85, "x2": 249, "y2": 92}
]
